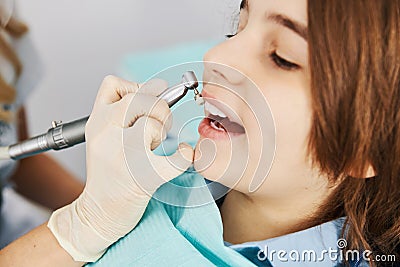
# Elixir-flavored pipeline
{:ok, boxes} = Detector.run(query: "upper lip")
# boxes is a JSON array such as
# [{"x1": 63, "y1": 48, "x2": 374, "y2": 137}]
[{"x1": 201, "y1": 90, "x2": 243, "y2": 127}]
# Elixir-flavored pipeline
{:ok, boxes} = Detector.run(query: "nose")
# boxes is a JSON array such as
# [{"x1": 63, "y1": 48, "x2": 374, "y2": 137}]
[{"x1": 203, "y1": 34, "x2": 251, "y2": 85}]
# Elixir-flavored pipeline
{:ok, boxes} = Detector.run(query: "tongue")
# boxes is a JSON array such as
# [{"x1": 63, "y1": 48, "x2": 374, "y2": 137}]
[{"x1": 208, "y1": 114, "x2": 245, "y2": 134}]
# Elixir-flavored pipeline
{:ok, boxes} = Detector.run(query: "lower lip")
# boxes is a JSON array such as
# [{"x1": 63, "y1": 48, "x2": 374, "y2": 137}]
[{"x1": 198, "y1": 118, "x2": 245, "y2": 140}]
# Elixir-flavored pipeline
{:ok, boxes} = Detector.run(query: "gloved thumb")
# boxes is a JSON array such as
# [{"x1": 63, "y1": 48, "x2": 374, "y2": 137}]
[
  {"x1": 151, "y1": 142, "x2": 194, "y2": 182},
  {"x1": 123, "y1": 134, "x2": 194, "y2": 195},
  {"x1": 175, "y1": 142, "x2": 194, "y2": 165}
]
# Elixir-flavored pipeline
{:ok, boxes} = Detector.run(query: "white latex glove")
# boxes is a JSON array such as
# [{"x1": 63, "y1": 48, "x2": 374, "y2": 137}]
[{"x1": 47, "y1": 75, "x2": 194, "y2": 262}]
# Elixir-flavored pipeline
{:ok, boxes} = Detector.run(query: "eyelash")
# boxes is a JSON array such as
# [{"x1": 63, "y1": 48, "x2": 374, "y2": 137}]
[
  {"x1": 269, "y1": 52, "x2": 300, "y2": 71},
  {"x1": 225, "y1": 34, "x2": 300, "y2": 71},
  {"x1": 225, "y1": 34, "x2": 236, "y2": 39}
]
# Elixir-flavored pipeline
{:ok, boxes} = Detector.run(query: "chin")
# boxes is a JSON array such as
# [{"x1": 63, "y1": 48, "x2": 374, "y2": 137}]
[
  {"x1": 193, "y1": 138, "x2": 225, "y2": 181},
  {"x1": 193, "y1": 136, "x2": 251, "y2": 190}
]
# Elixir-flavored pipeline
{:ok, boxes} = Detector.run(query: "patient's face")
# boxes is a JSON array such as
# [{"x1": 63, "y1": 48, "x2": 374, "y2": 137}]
[{"x1": 194, "y1": 0, "x2": 326, "y2": 197}]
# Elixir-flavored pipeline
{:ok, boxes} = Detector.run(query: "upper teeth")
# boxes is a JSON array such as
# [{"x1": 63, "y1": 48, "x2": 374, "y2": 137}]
[{"x1": 204, "y1": 102, "x2": 227, "y2": 118}]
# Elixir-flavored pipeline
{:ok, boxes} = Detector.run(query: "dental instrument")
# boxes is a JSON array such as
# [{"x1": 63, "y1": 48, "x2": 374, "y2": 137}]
[
  {"x1": 193, "y1": 87, "x2": 205, "y2": 105},
  {"x1": 0, "y1": 71, "x2": 203, "y2": 161}
]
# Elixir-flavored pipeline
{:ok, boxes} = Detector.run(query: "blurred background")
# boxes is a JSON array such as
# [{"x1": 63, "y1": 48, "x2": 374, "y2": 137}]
[{"x1": 17, "y1": 0, "x2": 240, "y2": 181}]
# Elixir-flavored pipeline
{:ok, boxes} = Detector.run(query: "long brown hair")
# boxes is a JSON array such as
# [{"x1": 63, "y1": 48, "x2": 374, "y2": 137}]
[
  {"x1": 307, "y1": 0, "x2": 400, "y2": 263},
  {"x1": 0, "y1": 16, "x2": 28, "y2": 121}
]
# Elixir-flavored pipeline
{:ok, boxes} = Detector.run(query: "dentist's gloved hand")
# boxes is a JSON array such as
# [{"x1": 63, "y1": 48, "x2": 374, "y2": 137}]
[{"x1": 47, "y1": 75, "x2": 194, "y2": 263}]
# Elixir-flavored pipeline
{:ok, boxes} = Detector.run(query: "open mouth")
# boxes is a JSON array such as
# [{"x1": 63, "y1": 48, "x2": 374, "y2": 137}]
[{"x1": 204, "y1": 101, "x2": 245, "y2": 134}]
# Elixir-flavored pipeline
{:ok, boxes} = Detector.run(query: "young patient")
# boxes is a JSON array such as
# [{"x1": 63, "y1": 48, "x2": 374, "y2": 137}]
[
  {"x1": 193, "y1": 0, "x2": 400, "y2": 265},
  {"x1": 86, "y1": 0, "x2": 400, "y2": 266}
]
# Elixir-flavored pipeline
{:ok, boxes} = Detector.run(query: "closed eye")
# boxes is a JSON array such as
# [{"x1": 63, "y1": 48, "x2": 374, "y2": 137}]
[
  {"x1": 224, "y1": 35, "x2": 300, "y2": 72},
  {"x1": 270, "y1": 52, "x2": 300, "y2": 71},
  {"x1": 225, "y1": 33, "x2": 237, "y2": 39}
]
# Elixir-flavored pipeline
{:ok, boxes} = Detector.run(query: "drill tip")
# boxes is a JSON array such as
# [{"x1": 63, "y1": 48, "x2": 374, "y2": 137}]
[{"x1": 195, "y1": 95, "x2": 205, "y2": 106}]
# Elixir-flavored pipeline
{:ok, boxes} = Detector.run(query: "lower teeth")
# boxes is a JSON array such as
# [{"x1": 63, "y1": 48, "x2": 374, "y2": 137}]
[{"x1": 210, "y1": 120, "x2": 225, "y2": 132}]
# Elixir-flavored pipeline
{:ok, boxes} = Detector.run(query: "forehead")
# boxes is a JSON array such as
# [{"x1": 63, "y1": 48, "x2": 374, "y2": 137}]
[{"x1": 245, "y1": 0, "x2": 308, "y2": 26}]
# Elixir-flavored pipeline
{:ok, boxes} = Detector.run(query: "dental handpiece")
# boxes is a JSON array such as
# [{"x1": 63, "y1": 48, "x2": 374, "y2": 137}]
[{"x1": 1, "y1": 71, "x2": 200, "y2": 160}]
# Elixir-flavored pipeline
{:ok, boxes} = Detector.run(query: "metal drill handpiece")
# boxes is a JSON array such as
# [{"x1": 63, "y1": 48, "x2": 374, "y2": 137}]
[
  {"x1": 182, "y1": 71, "x2": 204, "y2": 106},
  {"x1": 5, "y1": 71, "x2": 201, "y2": 160},
  {"x1": 182, "y1": 71, "x2": 198, "y2": 89},
  {"x1": 157, "y1": 71, "x2": 199, "y2": 107}
]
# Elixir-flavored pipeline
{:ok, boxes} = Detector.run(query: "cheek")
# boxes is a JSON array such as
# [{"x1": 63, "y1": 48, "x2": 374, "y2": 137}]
[
  {"x1": 261, "y1": 80, "x2": 314, "y2": 183},
  {"x1": 278, "y1": 92, "x2": 311, "y2": 157},
  {"x1": 193, "y1": 77, "x2": 312, "y2": 193}
]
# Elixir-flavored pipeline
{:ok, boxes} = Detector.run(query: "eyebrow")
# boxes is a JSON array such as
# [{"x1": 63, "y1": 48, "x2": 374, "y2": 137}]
[
  {"x1": 267, "y1": 13, "x2": 308, "y2": 41},
  {"x1": 240, "y1": 0, "x2": 308, "y2": 41}
]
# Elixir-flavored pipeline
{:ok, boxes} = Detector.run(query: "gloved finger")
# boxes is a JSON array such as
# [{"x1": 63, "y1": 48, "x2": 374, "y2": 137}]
[
  {"x1": 148, "y1": 142, "x2": 194, "y2": 181},
  {"x1": 110, "y1": 92, "x2": 173, "y2": 131},
  {"x1": 123, "y1": 116, "x2": 167, "y2": 151},
  {"x1": 142, "y1": 116, "x2": 168, "y2": 150},
  {"x1": 96, "y1": 75, "x2": 140, "y2": 104},
  {"x1": 123, "y1": 117, "x2": 193, "y2": 193},
  {"x1": 138, "y1": 79, "x2": 169, "y2": 97}
]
